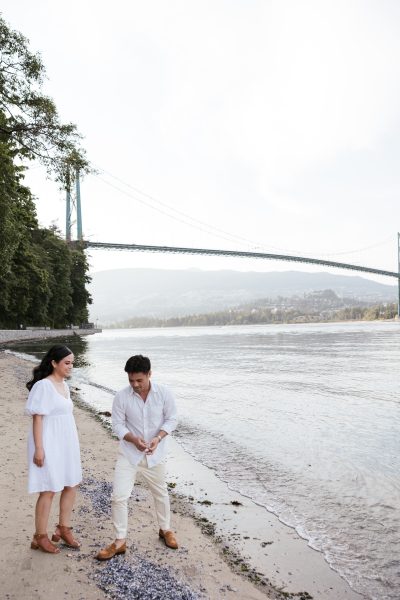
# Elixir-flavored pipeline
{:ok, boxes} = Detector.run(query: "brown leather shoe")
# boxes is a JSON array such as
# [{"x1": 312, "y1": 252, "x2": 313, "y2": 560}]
[
  {"x1": 31, "y1": 533, "x2": 61, "y2": 554},
  {"x1": 95, "y1": 542, "x2": 127, "y2": 561},
  {"x1": 52, "y1": 524, "x2": 80, "y2": 548},
  {"x1": 159, "y1": 529, "x2": 178, "y2": 549}
]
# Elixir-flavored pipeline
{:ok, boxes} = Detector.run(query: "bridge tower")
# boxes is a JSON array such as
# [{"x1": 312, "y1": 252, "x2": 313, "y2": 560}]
[
  {"x1": 398, "y1": 232, "x2": 400, "y2": 318},
  {"x1": 65, "y1": 169, "x2": 83, "y2": 242}
]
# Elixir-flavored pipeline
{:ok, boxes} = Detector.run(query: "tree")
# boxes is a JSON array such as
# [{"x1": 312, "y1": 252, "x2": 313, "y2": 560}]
[
  {"x1": 35, "y1": 227, "x2": 73, "y2": 327},
  {"x1": 0, "y1": 16, "x2": 89, "y2": 181},
  {"x1": 0, "y1": 130, "x2": 22, "y2": 282},
  {"x1": 5, "y1": 237, "x2": 51, "y2": 327},
  {"x1": 67, "y1": 243, "x2": 92, "y2": 325},
  {"x1": 0, "y1": 17, "x2": 92, "y2": 328},
  {"x1": 0, "y1": 127, "x2": 42, "y2": 324}
]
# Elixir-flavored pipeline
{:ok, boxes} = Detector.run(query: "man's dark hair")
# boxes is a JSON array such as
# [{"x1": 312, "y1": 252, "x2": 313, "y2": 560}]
[{"x1": 124, "y1": 355, "x2": 151, "y2": 374}]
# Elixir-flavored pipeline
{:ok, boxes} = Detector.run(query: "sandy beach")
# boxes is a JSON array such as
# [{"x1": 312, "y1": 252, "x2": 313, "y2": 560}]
[{"x1": 0, "y1": 351, "x2": 365, "y2": 600}]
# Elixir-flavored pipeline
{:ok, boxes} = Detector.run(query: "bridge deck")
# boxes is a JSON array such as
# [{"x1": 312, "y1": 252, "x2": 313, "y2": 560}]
[{"x1": 85, "y1": 241, "x2": 399, "y2": 279}]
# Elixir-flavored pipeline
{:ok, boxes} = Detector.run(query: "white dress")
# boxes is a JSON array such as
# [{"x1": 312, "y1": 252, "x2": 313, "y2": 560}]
[{"x1": 25, "y1": 378, "x2": 82, "y2": 493}]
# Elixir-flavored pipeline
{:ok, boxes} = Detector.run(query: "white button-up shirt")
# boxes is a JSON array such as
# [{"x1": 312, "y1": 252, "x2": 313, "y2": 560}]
[{"x1": 112, "y1": 381, "x2": 178, "y2": 467}]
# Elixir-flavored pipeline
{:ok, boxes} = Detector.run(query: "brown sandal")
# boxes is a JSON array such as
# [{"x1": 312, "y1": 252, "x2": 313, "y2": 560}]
[
  {"x1": 52, "y1": 524, "x2": 80, "y2": 548},
  {"x1": 31, "y1": 533, "x2": 61, "y2": 554}
]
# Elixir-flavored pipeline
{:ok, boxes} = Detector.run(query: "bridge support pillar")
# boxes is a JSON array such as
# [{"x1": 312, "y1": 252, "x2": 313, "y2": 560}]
[
  {"x1": 76, "y1": 168, "x2": 83, "y2": 241},
  {"x1": 65, "y1": 169, "x2": 83, "y2": 242},
  {"x1": 398, "y1": 232, "x2": 400, "y2": 318},
  {"x1": 66, "y1": 187, "x2": 72, "y2": 242}
]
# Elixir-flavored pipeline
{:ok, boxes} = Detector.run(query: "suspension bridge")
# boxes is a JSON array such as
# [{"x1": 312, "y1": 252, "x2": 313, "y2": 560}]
[{"x1": 67, "y1": 171, "x2": 400, "y2": 314}]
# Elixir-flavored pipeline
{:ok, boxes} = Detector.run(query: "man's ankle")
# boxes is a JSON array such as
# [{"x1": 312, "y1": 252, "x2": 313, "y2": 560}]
[{"x1": 115, "y1": 538, "x2": 126, "y2": 548}]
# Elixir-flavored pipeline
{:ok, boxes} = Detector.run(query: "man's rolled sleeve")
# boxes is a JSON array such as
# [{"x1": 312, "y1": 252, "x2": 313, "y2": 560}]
[
  {"x1": 161, "y1": 388, "x2": 178, "y2": 435},
  {"x1": 112, "y1": 393, "x2": 130, "y2": 440}
]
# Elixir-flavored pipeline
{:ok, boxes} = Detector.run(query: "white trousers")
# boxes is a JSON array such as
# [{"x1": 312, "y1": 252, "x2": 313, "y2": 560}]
[{"x1": 111, "y1": 451, "x2": 171, "y2": 539}]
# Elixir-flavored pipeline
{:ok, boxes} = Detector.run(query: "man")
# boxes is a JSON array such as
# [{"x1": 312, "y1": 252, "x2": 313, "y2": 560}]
[{"x1": 96, "y1": 355, "x2": 178, "y2": 560}]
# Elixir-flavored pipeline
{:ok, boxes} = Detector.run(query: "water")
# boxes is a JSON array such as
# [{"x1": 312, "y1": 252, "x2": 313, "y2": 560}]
[{"x1": 10, "y1": 321, "x2": 400, "y2": 600}]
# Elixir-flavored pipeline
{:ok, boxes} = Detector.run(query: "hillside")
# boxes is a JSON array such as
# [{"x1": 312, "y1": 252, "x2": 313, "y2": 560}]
[{"x1": 88, "y1": 268, "x2": 397, "y2": 324}]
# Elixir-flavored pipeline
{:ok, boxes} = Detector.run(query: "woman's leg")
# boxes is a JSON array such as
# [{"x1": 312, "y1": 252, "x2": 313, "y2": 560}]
[
  {"x1": 31, "y1": 491, "x2": 60, "y2": 553},
  {"x1": 35, "y1": 491, "x2": 55, "y2": 534},
  {"x1": 53, "y1": 485, "x2": 80, "y2": 547},
  {"x1": 59, "y1": 485, "x2": 77, "y2": 526}
]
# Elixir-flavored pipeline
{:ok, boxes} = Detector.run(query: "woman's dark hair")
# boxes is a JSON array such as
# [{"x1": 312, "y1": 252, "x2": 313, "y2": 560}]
[
  {"x1": 124, "y1": 354, "x2": 151, "y2": 374},
  {"x1": 26, "y1": 345, "x2": 73, "y2": 391}
]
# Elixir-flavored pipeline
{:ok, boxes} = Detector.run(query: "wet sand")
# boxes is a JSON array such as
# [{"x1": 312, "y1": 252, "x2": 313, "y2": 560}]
[{"x1": 0, "y1": 352, "x2": 364, "y2": 599}]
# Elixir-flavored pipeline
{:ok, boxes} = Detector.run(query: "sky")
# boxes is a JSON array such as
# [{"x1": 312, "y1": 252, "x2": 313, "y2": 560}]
[{"x1": 2, "y1": 0, "x2": 400, "y2": 282}]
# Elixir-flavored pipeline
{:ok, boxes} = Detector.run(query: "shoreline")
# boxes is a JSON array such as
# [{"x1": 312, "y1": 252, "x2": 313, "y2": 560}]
[
  {"x1": 101, "y1": 317, "x2": 399, "y2": 331},
  {"x1": 0, "y1": 328, "x2": 102, "y2": 346},
  {"x1": 0, "y1": 352, "x2": 270, "y2": 600},
  {"x1": 0, "y1": 351, "x2": 365, "y2": 599},
  {"x1": 166, "y1": 441, "x2": 364, "y2": 600},
  {"x1": 73, "y1": 380, "x2": 365, "y2": 598}
]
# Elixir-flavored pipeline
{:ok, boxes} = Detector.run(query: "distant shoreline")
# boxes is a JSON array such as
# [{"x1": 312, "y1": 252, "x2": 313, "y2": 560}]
[{"x1": 105, "y1": 315, "x2": 398, "y2": 330}]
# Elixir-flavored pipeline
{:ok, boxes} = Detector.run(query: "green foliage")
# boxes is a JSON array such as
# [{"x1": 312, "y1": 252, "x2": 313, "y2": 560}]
[
  {"x1": 0, "y1": 196, "x2": 92, "y2": 327},
  {"x1": 5, "y1": 236, "x2": 51, "y2": 326},
  {"x1": 34, "y1": 227, "x2": 73, "y2": 327},
  {"x1": 0, "y1": 15, "x2": 89, "y2": 181},
  {"x1": 0, "y1": 127, "x2": 40, "y2": 317},
  {"x1": 111, "y1": 297, "x2": 398, "y2": 329},
  {"x1": 67, "y1": 243, "x2": 92, "y2": 325},
  {"x1": 0, "y1": 19, "x2": 92, "y2": 329}
]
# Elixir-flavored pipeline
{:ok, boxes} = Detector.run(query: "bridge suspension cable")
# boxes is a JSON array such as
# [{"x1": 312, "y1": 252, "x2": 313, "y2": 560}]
[
  {"x1": 69, "y1": 174, "x2": 400, "y2": 316},
  {"x1": 85, "y1": 241, "x2": 399, "y2": 279},
  {"x1": 94, "y1": 168, "x2": 393, "y2": 259}
]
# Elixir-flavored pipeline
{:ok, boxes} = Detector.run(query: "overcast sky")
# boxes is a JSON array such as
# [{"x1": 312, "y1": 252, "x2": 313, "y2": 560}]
[{"x1": 2, "y1": 0, "x2": 400, "y2": 281}]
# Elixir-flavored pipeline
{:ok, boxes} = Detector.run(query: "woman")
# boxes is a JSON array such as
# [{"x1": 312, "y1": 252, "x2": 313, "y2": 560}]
[{"x1": 25, "y1": 344, "x2": 82, "y2": 554}]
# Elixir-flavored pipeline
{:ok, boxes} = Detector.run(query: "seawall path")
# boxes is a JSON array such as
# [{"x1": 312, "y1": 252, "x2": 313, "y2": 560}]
[{"x1": 0, "y1": 328, "x2": 102, "y2": 345}]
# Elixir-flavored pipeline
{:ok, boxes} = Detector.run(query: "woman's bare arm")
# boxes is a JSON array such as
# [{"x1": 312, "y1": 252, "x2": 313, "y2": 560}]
[{"x1": 32, "y1": 414, "x2": 45, "y2": 467}]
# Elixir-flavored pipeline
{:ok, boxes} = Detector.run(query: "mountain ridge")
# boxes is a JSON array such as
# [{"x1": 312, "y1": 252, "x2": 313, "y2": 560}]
[{"x1": 88, "y1": 268, "x2": 397, "y2": 324}]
